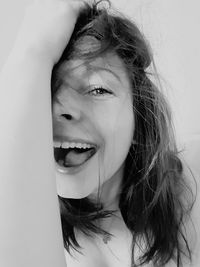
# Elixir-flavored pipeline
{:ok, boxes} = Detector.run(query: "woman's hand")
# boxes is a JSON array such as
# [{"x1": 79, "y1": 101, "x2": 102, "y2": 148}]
[{"x1": 15, "y1": 0, "x2": 86, "y2": 65}]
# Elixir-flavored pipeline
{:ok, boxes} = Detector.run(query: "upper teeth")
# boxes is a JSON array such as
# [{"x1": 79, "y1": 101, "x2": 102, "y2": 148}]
[{"x1": 54, "y1": 141, "x2": 94, "y2": 149}]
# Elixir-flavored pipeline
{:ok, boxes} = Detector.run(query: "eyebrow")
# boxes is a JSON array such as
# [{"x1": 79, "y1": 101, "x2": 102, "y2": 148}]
[{"x1": 88, "y1": 66, "x2": 122, "y2": 84}]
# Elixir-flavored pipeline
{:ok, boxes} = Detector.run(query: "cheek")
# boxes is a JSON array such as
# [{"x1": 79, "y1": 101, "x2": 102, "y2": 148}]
[
  {"x1": 95, "y1": 99, "x2": 134, "y2": 180},
  {"x1": 109, "y1": 104, "x2": 134, "y2": 165}
]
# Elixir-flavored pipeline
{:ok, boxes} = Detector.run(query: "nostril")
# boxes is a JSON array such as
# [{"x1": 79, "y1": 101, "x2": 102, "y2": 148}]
[{"x1": 61, "y1": 114, "x2": 72, "y2": 120}]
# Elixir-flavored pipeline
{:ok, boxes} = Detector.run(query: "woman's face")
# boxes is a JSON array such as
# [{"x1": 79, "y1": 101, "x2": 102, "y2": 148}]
[{"x1": 52, "y1": 52, "x2": 134, "y2": 199}]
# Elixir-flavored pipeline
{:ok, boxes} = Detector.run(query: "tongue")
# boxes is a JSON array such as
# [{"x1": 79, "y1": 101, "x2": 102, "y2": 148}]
[{"x1": 64, "y1": 149, "x2": 94, "y2": 167}]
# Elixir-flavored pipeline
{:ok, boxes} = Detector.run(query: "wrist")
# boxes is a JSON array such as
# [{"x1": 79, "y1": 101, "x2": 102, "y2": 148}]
[
  {"x1": 11, "y1": 36, "x2": 55, "y2": 70},
  {"x1": 1, "y1": 42, "x2": 54, "y2": 94}
]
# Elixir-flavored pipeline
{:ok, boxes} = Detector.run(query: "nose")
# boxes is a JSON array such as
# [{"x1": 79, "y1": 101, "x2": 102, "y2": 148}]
[{"x1": 52, "y1": 88, "x2": 82, "y2": 122}]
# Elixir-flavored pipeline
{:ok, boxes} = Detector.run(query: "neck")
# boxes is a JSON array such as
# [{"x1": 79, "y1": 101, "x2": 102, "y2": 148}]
[{"x1": 89, "y1": 164, "x2": 124, "y2": 212}]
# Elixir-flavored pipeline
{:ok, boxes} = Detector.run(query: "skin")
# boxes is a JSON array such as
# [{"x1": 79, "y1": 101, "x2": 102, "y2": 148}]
[{"x1": 52, "y1": 51, "x2": 135, "y2": 208}]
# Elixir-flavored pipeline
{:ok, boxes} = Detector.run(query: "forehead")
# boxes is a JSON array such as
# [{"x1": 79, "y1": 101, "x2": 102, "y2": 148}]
[{"x1": 58, "y1": 52, "x2": 130, "y2": 89}]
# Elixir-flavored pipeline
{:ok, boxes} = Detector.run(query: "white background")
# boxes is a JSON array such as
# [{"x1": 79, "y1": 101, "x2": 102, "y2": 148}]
[{"x1": 0, "y1": 0, "x2": 200, "y2": 142}]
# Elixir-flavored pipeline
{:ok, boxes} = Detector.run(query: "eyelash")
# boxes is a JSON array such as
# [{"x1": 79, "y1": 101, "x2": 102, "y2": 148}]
[{"x1": 87, "y1": 86, "x2": 113, "y2": 97}]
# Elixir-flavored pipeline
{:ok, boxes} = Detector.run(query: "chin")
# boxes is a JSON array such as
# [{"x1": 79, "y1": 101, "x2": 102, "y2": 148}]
[
  {"x1": 54, "y1": 150, "x2": 105, "y2": 199},
  {"x1": 55, "y1": 170, "x2": 101, "y2": 200},
  {"x1": 57, "y1": 186, "x2": 94, "y2": 199}
]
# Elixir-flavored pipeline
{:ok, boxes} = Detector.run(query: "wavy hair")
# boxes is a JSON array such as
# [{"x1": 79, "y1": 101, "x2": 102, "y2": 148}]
[{"x1": 51, "y1": 1, "x2": 194, "y2": 266}]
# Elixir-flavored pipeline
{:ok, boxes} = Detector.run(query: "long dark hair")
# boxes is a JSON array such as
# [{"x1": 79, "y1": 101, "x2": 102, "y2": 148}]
[{"x1": 51, "y1": 1, "x2": 194, "y2": 266}]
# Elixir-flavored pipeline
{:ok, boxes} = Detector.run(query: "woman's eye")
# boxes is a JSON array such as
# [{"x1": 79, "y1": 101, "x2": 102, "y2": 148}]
[{"x1": 88, "y1": 87, "x2": 113, "y2": 97}]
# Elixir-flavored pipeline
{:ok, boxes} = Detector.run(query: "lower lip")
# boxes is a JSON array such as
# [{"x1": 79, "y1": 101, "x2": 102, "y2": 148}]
[{"x1": 54, "y1": 149, "x2": 98, "y2": 175}]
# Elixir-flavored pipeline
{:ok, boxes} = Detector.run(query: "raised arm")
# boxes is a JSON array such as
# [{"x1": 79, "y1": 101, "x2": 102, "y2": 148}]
[{"x1": 0, "y1": 1, "x2": 84, "y2": 266}]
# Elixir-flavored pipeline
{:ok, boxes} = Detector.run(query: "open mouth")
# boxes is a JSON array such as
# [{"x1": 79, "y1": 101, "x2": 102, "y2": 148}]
[{"x1": 54, "y1": 145, "x2": 97, "y2": 168}]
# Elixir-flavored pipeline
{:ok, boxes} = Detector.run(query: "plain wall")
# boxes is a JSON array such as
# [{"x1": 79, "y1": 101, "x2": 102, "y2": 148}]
[{"x1": 0, "y1": 0, "x2": 200, "y2": 142}]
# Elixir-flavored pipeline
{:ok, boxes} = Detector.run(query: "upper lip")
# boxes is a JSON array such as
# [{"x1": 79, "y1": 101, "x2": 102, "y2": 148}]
[{"x1": 53, "y1": 135, "x2": 98, "y2": 147}]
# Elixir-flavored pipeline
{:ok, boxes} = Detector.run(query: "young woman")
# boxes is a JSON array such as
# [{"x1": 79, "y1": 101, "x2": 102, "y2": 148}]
[{"x1": 0, "y1": 0, "x2": 198, "y2": 266}]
